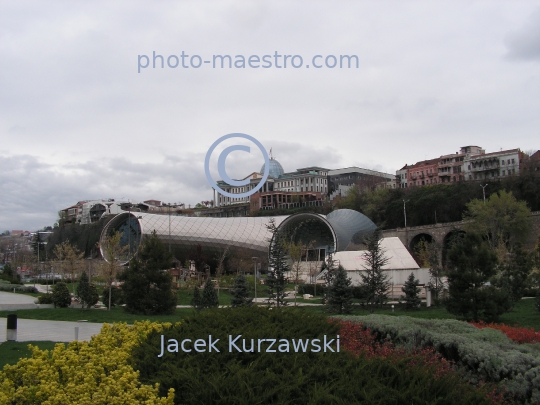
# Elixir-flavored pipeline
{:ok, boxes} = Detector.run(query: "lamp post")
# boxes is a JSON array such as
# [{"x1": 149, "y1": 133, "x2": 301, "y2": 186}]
[
  {"x1": 480, "y1": 184, "x2": 488, "y2": 204},
  {"x1": 403, "y1": 199, "x2": 410, "y2": 246},
  {"x1": 403, "y1": 199, "x2": 410, "y2": 228},
  {"x1": 252, "y1": 257, "x2": 258, "y2": 302}
]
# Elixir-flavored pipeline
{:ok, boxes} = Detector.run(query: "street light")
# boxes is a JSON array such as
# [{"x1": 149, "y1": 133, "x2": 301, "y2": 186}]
[
  {"x1": 403, "y1": 199, "x2": 410, "y2": 228},
  {"x1": 403, "y1": 199, "x2": 410, "y2": 247},
  {"x1": 480, "y1": 184, "x2": 488, "y2": 204},
  {"x1": 252, "y1": 257, "x2": 258, "y2": 302}
]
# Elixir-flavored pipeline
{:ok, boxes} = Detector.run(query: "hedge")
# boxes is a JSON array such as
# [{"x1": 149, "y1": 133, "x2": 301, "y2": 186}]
[
  {"x1": 337, "y1": 314, "x2": 540, "y2": 404},
  {"x1": 131, "y1": 307, "x2": 494, "y2": 405}
]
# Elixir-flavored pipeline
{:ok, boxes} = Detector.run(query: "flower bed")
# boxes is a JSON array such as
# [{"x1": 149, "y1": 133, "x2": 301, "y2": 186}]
[{"x1": 471, "y1": 321, "x2": 540, "y2": 344}]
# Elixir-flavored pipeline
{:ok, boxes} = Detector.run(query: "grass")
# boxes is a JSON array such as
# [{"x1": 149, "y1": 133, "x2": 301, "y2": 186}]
[
  {"x1": 0, "y1": 306, "x2": 196, "y2": 323},
  {"x1": 0, "y1": 341, "x2": 64, "y2": 369},
  {"x1": 2, "y1": 298, "x2": 538, "y2": 329}
]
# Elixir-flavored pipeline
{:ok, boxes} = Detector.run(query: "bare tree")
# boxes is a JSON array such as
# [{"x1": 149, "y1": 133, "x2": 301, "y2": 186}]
[
  {"x1": 54, "y1": 241, "x2": 84, "y2": 295},
  {"x1": 99, "y1": 231, "x2": 128, "y2": 310}
]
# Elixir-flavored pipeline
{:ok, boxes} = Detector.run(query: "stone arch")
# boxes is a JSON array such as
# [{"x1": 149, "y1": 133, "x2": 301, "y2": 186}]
[
  {"x1": 409, "y1": 232, "x2": 434, "y2": 265},
  {"x1": 442, "y1": 229, "x2": 466, "y2": 267}
]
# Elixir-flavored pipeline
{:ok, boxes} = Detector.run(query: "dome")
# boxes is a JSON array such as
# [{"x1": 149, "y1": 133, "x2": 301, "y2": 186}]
[
  {"x1": 260, "y1": 158, "x2": 284, "y2": 178},
  {"x1": 326, "y1": 209, "x2": 377, "y2": 251}
]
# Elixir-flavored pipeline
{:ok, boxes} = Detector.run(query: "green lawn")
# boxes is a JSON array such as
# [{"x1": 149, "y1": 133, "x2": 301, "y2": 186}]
[
  {"x1": 2, "y1": 298, "x2": 538, "y2": 329},
  {"x1": 0, "y1": 306, "x2": 196, "y2": 323},
  {"x1": 295, "y1": 299, "x2": 540, "y2": 329},
  {"x1": 0, "y1": 341, "x2": 64, "y2": 369}
]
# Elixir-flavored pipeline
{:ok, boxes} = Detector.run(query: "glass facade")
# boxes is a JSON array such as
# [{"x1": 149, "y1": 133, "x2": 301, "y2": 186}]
[{"x1": 100, "y1": 209, "x2": 376, "y2": 263}]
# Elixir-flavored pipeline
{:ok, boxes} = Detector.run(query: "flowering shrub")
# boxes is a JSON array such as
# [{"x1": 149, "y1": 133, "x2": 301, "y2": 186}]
[
  {"x1": 337, "y1": 315, "x2": 540, "y2": 404},
  {"x1": 471, "y1": 321, "x2": 540, "y2": 344},
  {"x1": 0, "y1": 321, "x2": 175, "y2": 404},
  {"x1": 339, "y1": 320, "x2": 454, "y2": 377}
]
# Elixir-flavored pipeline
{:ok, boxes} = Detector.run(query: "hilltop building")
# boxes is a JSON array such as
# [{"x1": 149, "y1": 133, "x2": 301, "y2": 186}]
[{"x1": 397, "y1": 146, "x2": 528, "y2": 188}]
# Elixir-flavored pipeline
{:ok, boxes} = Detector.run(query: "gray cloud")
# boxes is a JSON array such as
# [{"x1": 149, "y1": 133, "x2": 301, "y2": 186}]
[
  {"x1": 505, "y1": 8, "x2": 540, "y2": 61},
  {"x1": 0, "y1": 1, "x2": 539, "y2": 230}
]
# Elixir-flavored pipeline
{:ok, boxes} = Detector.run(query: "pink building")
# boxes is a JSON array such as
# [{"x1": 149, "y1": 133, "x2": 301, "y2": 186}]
[{"x1": 406, "y1": 158, "x2": 439, "y2": 187}]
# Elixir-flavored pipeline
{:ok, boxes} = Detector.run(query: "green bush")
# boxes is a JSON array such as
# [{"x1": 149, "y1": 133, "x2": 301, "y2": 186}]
[
  {"x1": 297, "y1": 284, "x2": 323, "y2": 296},
  {"x1": 0, "y1": 284, "x2": 37, "y2": 293},
  {"x1": 52, "y1": 282, "x2": 71, "y2": 308},
  {"x1": 337, "y1": 314, "x2": 540, "y2": 404},
  {"x1": 102, "y1": 286, "x2": 123, "y2": 308},
  {"x1": 131, "y1": 308, "x2": 493, "y2": 405},
  {"x1": 37, "y1": 294, "x2": 54, "y2": 304}
]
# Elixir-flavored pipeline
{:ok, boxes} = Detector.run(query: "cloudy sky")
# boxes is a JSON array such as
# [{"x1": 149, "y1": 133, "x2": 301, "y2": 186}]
[{"x1": 1, "y1": 1, "x2": 539, "y2": 231}]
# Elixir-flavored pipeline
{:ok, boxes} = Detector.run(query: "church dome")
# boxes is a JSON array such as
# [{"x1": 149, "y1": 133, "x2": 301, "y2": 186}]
[{"x1": 260, "y1": 158, "x2": 284, "y2": 178}]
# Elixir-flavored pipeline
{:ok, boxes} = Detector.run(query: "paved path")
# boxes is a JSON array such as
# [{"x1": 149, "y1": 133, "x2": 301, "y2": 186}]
[
  {"x1": 0, "y1": 291, "x2": 36, "y2": 305},
  {"x1": 0, "y1": 317, "x2": 104, "y2": 343}
]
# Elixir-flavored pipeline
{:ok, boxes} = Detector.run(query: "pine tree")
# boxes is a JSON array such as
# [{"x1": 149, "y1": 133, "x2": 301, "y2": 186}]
[
  {"x1": 102, "y1": 286, "x2": 122, "y2": 308},
  {"x1": 445, "y1": 233, "x2": 511, "y2": 322},
  {"x1": 118, "y1": 231, "x2": 177, "y2": 315},
  {"x1": 230, "y1": 273, "x2": 253, "y2": 307},
  {"x1": 360, "y1": 229, "x2": 390, "y2": 313},
  {"x1": 202, "y1": 279, "x2": 219, "y2": 308},
  {"x1": 266, "y1": 218, "x2": 289, "y2": 308},
  {"x1": 401, "y1": 272, "x2": 421, "y2": 310},
  {"x1": 191, "y1": 286, "x2": 203, "y2": 310},
  {"x1": 1, "y1": 263, "x2": 16, "y2": 282},
  {"x1": 52, "y1": 282, "x2": 71, "y2": 308},
  {"x1": 326, "y1": 265, "x2": 353, "y2": 314},
  {"x1": 76, "y1": 271, "x2": 92, "y2": 309}
]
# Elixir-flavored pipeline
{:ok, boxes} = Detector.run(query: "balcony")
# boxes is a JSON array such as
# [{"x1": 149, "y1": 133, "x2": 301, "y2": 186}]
[{"x1": 470, "y1": 163, "x2": 499, "y2": 172}]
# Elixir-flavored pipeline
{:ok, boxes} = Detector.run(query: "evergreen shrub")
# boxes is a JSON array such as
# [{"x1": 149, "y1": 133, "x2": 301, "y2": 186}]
[
  {"x1": 37, "y1": 293, "x2": 54, "y2": 304},
  {"x1": 131, "y1": 307, "x2": 494, "y2": 405},
  {"x1": 337, "y1": 314, "x2": 540, "y2": 404},
  {"x1": 102, "y1": 286, "x2": 123, "y2": 308},
  {"x1": 52, "y1": 282, "x2": 71, "y2": 308},
  {"x1": 296, "y1": 284, "x2": 323, "y2": 296}
]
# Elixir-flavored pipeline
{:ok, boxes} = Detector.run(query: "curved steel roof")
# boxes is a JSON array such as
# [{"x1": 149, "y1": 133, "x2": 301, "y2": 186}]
[{"x1": 100, "y1": 209, "x2": 376, "y2": 263}]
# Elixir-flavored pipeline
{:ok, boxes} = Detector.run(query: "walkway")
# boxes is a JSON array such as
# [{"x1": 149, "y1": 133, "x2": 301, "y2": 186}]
[{"x1": 0, "y1": 317, "x2": 104, "y2": 343}]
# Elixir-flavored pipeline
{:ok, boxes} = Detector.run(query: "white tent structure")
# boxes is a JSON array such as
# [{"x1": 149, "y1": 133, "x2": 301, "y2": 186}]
[{"x1": 332, "y1": 237, "x2": 430, "y2": 287}]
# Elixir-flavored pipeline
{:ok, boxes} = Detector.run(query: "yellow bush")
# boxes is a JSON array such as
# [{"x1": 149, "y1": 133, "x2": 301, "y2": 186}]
[{"x1": 0, "y1": 321, "x2": 175, "y2": 405}]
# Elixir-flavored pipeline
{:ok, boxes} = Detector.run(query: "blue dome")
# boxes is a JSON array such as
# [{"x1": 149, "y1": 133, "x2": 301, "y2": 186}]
[{"x1": 260, "y1": 158, "x2": 284, "y2": 178}]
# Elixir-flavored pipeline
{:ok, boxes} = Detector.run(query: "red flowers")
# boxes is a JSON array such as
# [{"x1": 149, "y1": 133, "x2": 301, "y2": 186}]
[
  {"x1": 337, "y1": 320, "x2": 452, "y2": 378},
  {"x1": 470, "y1": 321, "x2": 540, "y2": 344}
]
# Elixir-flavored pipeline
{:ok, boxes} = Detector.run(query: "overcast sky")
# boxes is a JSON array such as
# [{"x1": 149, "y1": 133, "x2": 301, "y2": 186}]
[{"x1": 1, "y1": 1, "x2": 539, "y2": 231}]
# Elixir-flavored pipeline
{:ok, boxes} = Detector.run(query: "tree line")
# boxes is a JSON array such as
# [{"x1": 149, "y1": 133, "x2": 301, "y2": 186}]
[{"x1": 337, "y1": 173, "x2": 540, "y2": 229}]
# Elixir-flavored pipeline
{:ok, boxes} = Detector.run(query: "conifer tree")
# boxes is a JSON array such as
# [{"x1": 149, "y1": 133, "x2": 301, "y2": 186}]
[
  {"x1": 191, "y1": 286, "x2": 203, "y2": 311},
  {"x1": 202, "y1": 279, "x2": 219, "y2": 308},
  {"x1": 52, "y1": 282, "x2": 71, "y2": 308},
  {"x1": 401, "y1": 272, "x2": 421, "y2": 310},
  {"x1": 118, "y1": 231, "x2": 177, "y2": 315},
  {"x1": 230, "y1": 273, "x2": 253, "y2": 307},
  {"x1": 76, "y1": 271, "x2": 98, "y2": 309},
  {"x1": 266, "y1": 218, "x2": 289, "y2": 308},
  {"x1": 326, "y1": 265, "x2": 353, "y2": 314},
  {"x1": 360, "y1": 229, "x2": 390, "y2": 313},
  {"x1": 445, "y1": 233, "x2": 510, "y2": 322}
]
